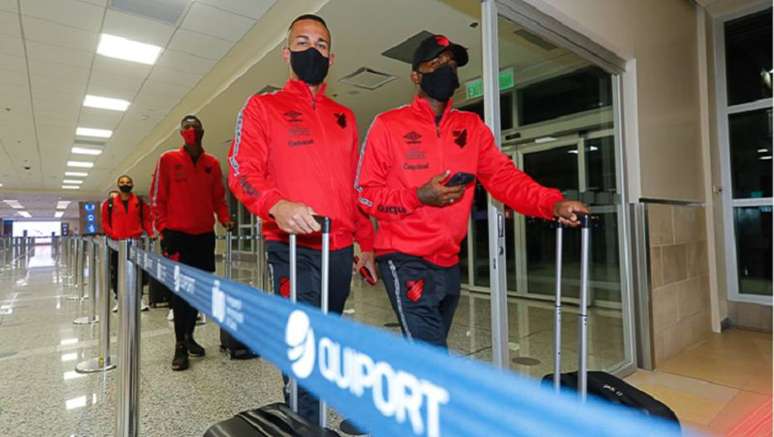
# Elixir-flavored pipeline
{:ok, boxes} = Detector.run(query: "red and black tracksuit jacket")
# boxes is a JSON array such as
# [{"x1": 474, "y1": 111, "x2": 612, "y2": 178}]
[
  {"x1": 355, "y1": 95, "x2": 564, "y2": 267},
  {"x1": 227, "y1": 79, "x2": 373, "y2": 251},
  {"x1": 150, "y1": 146, "x2": 231, "y2": 236},
  {"x1": 101, "y1": 194, "x2": 153, "y2": 240}
]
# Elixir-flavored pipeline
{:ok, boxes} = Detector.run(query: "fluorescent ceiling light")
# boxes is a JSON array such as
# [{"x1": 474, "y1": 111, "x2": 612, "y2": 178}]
[
  {"x1": 56, "y1": 201, "x2": 71, "y2": 209},
  {"x1": 72, "y1": 146, "x2": 103, "y2": 156},
  {"x1": 757, "y1": 148, "x2": 769, "y2": 153},
  {"x1": 76, "y1": 127, "x2": 112, "y2": 138},
  {"x1": 83, "y1": 94, "x2": 130, "y2": 111},
  {"x1": 97, "y1": 33, "x2": 162, "y2": 65},
  {"x1": 3, "y1": 200, "x2": 23, "y2": 209},
  {"x1": 65, "y1": 171, "x2": 88, "y2": 177},
  {"x1": 0, "y1": 183, "x2": 3, "y2": 187},
  {"x1": 62, "y1": 179, "x2": 84, "y2": 184},
  {"x1": 62, "y1": 185, "x2": 80, "y2": 190},
  {"x1": 17, "y1": 211, "x2": 31, "y2": 218},
  {"x1": 760, "y1": 155, "x2": 772, "y2": 160},
  {"x1": 55, "y1": 211, "x2": 65, "y2": 218},
  {"x1": 67, "y1": 161, "x2": 94, "y2": 168},
  {"x1": 535, "y1": 136, "x2": 557, "y2": 144}
]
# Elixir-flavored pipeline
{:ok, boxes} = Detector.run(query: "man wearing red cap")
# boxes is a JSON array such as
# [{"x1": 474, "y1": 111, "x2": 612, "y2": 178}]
[{"x1": 356, "y1": 34, "x2": 589, "y2": 349}]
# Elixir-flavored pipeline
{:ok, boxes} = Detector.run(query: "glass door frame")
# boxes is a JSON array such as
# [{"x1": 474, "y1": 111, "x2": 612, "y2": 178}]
[
  {"x1": 712, "y1": 3, "x2": 773, "y2": 306},
  {"x1": 482, "y1": 0, "x2": 636, "y2": 375}
]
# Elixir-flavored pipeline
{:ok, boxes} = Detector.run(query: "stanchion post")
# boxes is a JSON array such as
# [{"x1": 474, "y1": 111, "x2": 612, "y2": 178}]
[
  {"x1": 74, "y1": 238, "x2": 98, "y2": 325},
  {"x1": 256, "y1": 219, "x2": 266, "y2": 290},
  {"x1": 76, "y1": 236, "x2": 116, "y2": 373},
  {"x1": 116, "y1": 240, "x2": 140, "y2": 437},
  {"x1": 554, "y1": 224, "x2": 563, "y2": 393},
  {"x1": 225, "y1": 231, "x2": 233, "y2": 280},
  {"x1": 289, "y1": 234, "x2": 298, "y2": 412},
  {"x1": 578, "y1": 215, "x2": 591, "y2": 403},
  {"x1": 319, "y1": 217, "x2": 330, "y2": 428}
]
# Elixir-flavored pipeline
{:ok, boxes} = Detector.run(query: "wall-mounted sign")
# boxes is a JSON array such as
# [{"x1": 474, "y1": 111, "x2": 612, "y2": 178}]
[
  {"x1": 464, "y1": 67, "x2": 515, "y2": 100},
  {"x1": 61, "y1": 222, "x2": 70, "y2": 236},
  {"x1": 79, "y1": 202, "x2": 102, "y2": 235}
]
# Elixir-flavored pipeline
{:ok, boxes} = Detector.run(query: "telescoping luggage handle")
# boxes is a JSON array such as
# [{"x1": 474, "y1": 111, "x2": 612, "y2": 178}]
[
  {"x1": 288, "y1": 215, "x2": 331, "y2": 428},
  {"x1": 553, "y1": 214, "x2": 592, "y2": 402}
]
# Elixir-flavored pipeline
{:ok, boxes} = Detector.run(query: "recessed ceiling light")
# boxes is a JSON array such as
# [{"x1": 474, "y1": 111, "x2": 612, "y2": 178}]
[
  {"x1": 83, "y1": 95, "x2": 130, "y2": 111},
  {"x1": 97, "y1": 33, "x2": 162, "y2": 65},
  {"x1": 0, "y1": 183, "x2": 3, "y2": 187},
  {"x1": 758, "y1": 148, "x2": 769, "y2": 153},
  {"x1": 62, "y1": 185, "x2": 80, "y2": 190},
  {"x1": 54, "y1": 211, "x2": 64, "y2": 218},
  {"x1": 65, "y1": 172, "x2": 88, "y2": 177},
  {"x1": 760, "y1": 155, "x2": 772, "y2": 160},
  {"x1": 72, "y1": 146, "x2": 103, "y2": 156},
  {"x1": 76, "y1": 127, "x2": 112, "y2": 138},
  {"x1": 67, "y1": 161, "x2": 94, "y2": 168},
  {"x1": 17, "y1": 211, "x2": 31, "y2": 218},
  {"x1": 3, "y1": 200, "x2": 23, "y2": 209},
  {"x1": 56, "y1": 201, "x2": 71, "y2": 209},
  {"x1": 62, "y1": 179, "x2": 84, "y2": 184}
]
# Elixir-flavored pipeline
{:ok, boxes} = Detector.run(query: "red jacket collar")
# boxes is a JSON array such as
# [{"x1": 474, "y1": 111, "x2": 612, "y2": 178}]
[
  {"x1": 178, "y1": 145, "x2": 207, "y2": 157},
  {"x1": 283, "y1": 79, "x2": 328, "y2": 105},
  {"x1": 410, "y1": 95, "x2": 455, "y2": 125}
]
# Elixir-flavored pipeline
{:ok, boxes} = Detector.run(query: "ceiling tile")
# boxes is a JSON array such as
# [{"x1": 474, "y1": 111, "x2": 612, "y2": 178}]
[
  {"x1": 88, "y1": 69, "x2": 145, "y2": 100},
  {"x1": 0, "y1": 64, "x2": 27, "y2": 86},
  {"x1": 167, "y1": 29, "x2": 234, "y2": 60},
  {"x1": 156, "y1": 49, "x2": 216, "y2": 76},
  {"x1": 102, "y1": 9, "x2": 175, "y2": 47},
  {"x1": 147, "y1": 66, "x2": 202, "y2": 88},
  {"x1": 181, "y1": 2, "x2": 254, "y2": 42},
  {"x1": 28, "y1": 60, "x2": 89, "y2": 89},
  {"x1": 93, "y1": 55, "x2": 153, "y2": 79},
  {"x1": 79, "y1": 107, "x2": 124, "y2": 129},
  {"x1": 0, "y1": 35, "x2": 24, "y2": 57},
  {"x1": 23, "y1": 15, "x2": 99, "y2": 51},
  {"x1": 20, "y1": 0, "x2": 104, "y2": 33},
  {"x1": 194, "y1": 0, "x2": 275, "y2": 20},
  {"x1": 0, "y1": 53, "x2": 27, "y2": 75},
  {"x1": 0, "y1": 0, "x2": 17, "y2": 12},
  {"x1": 26, "y1": 41, "x2": 93, "y2": 69},
  {"x1": 0, "y1": 10, "x2": 21, "y2": 38}
]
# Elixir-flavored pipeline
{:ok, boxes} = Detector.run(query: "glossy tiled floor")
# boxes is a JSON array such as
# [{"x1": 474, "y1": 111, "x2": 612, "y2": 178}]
[
  {"x1": 0, "y1": 245, "x2": 627, "y2": 436},
  {"x1": 626, "y1": 329, "x2": 773, "y2": 436}
]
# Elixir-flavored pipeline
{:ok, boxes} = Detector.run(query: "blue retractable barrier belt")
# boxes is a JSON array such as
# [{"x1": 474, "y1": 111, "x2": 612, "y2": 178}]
[{"x1": 129, "y1": 246, "x2": 681, "y2": 437}]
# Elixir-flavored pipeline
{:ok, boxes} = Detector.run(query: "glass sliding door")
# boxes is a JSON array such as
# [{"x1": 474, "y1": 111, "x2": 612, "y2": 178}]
[{"x1": 716, "y1": 6, "x2": 773, "y2": 304}]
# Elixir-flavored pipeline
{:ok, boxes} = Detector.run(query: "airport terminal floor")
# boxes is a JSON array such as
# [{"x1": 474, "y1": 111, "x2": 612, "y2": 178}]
[{"x1": 0, "y1": 244, "x2": 771, "y2": 436}]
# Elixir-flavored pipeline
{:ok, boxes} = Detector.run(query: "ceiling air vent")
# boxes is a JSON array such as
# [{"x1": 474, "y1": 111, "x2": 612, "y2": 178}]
[
  {"x1": 339, "y1": 68, "x2": 396, "y2": 91},
  {"x1": 110, "y1": 0, "x2": 190, "y2": 25},
  {"x1": 382, "y1": 30, "x2": 435, "y2": 65},
  {"x1": 513, "y1": 29, "x2": 557, "y2": 51}
]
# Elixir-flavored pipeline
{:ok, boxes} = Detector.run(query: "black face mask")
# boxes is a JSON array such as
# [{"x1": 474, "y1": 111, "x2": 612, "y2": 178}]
[
  {"x1": 118, "y1": 185, "x2": 132, "y2": 194},
  {"x1": 290, "y1": 48, "x2": 329, "y2": 86},
  {"x1": 419, "y1": 65, "x2": 459, "y2": 102}
]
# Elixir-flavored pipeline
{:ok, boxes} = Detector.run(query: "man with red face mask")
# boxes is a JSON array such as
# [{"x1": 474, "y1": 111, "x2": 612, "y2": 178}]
[
  {"x1": 356, "y1": 35, "x2": 589, "y2": 350},
  {"x1": 151, "y1": 114, "x2": 234, "y2": 371},
  {"x1": 227, "y1": 14, "x2": 375, "y2": 423}
]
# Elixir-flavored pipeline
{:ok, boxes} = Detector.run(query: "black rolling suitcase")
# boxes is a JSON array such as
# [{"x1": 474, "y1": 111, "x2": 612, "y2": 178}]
[
  {"x1": 205, "y1": 217, "x2": 338, "y2": 437},
  {"x1": 220, "y1": 329, "x2": 257, "y2": 360},
  {"x1": 542, "y1": 217, "x2": 680, "y2": 427}
]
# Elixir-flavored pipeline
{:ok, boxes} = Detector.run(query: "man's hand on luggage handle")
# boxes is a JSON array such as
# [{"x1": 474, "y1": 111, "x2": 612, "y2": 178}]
[
  {"x1": 553, "y1": 200, "x2": 590, "y2": 227},
  {"x1": 417, "y1": 170, "x2": 465, "y2": 207},
  {"x1": 269, "y1": 200, "x2": 321, "y2": 234}
]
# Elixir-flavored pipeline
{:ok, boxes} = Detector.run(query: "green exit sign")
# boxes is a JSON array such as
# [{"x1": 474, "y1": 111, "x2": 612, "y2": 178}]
[{"x1": 465, "y1": 67, "x2": 514, "y2": 100}]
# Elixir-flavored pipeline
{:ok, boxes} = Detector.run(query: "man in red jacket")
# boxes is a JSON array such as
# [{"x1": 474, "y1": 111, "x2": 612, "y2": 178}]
[
  {"x1": 227, "y1": 14, "x2": 375, "y2": 423},
  {"x1": 101, "y1": 176, "x2": 153, "y2": 312},
  {"x1": 356, "y1": 34, "x2": 589, "y2": 349},
  {"x1": 151, "y1": 114, "x2": 234, "y2": 371}
]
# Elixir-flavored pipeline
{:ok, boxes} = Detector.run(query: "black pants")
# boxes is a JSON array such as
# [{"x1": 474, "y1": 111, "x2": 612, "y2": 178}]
[
  {"x1": 267, "y1": 242, "x2": 354, "y2": 424},
  {"x1": 378, "y1": 253, "x2": 461, "y2": 349},
  {"x1": 161, "y1": 230, "x2": 216, "y2": 343}
]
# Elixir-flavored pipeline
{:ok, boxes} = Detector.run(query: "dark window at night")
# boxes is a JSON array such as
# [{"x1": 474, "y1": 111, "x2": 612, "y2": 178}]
[
  {"x1": 459, "y1": 93, "x2": 514, "y2": 131},
  {"x1": 724, "y1": 8, "x2": 773, "y2": 106},
  {"x1": 517, "y1": 66, "x2": 612, "y2": 125}
]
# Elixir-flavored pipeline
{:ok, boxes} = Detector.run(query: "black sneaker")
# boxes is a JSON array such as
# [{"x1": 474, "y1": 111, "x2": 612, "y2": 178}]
[
  {"x1": 171, "y1": 343, "x2": 189, "y2": 371},
  {"x1": 184, "y1": 336, "x2": 205, "y2": 357}
]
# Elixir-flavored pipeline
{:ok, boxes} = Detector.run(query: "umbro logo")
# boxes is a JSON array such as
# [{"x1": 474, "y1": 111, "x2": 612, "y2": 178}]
[
  {"x1": 403, "y1": 131, "x2": 422, "y2": 144},
  {"x1": 453, "y1": 129, "x2": 467, "y2": 148},
  {"x1": 335, "y1": 112, "x2": 347, "y2": 128},
  {"x1": 283, "y1": 110, "x2": 303, "y2": 123}
]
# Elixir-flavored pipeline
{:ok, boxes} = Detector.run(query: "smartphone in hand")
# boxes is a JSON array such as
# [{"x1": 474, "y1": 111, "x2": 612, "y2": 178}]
[
  {"x1": 353, "y1": 256, "x2": 377, "y2": 285},
  {"x1": 444, "y1": 172, "x2": 475, "y2": 187}
]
